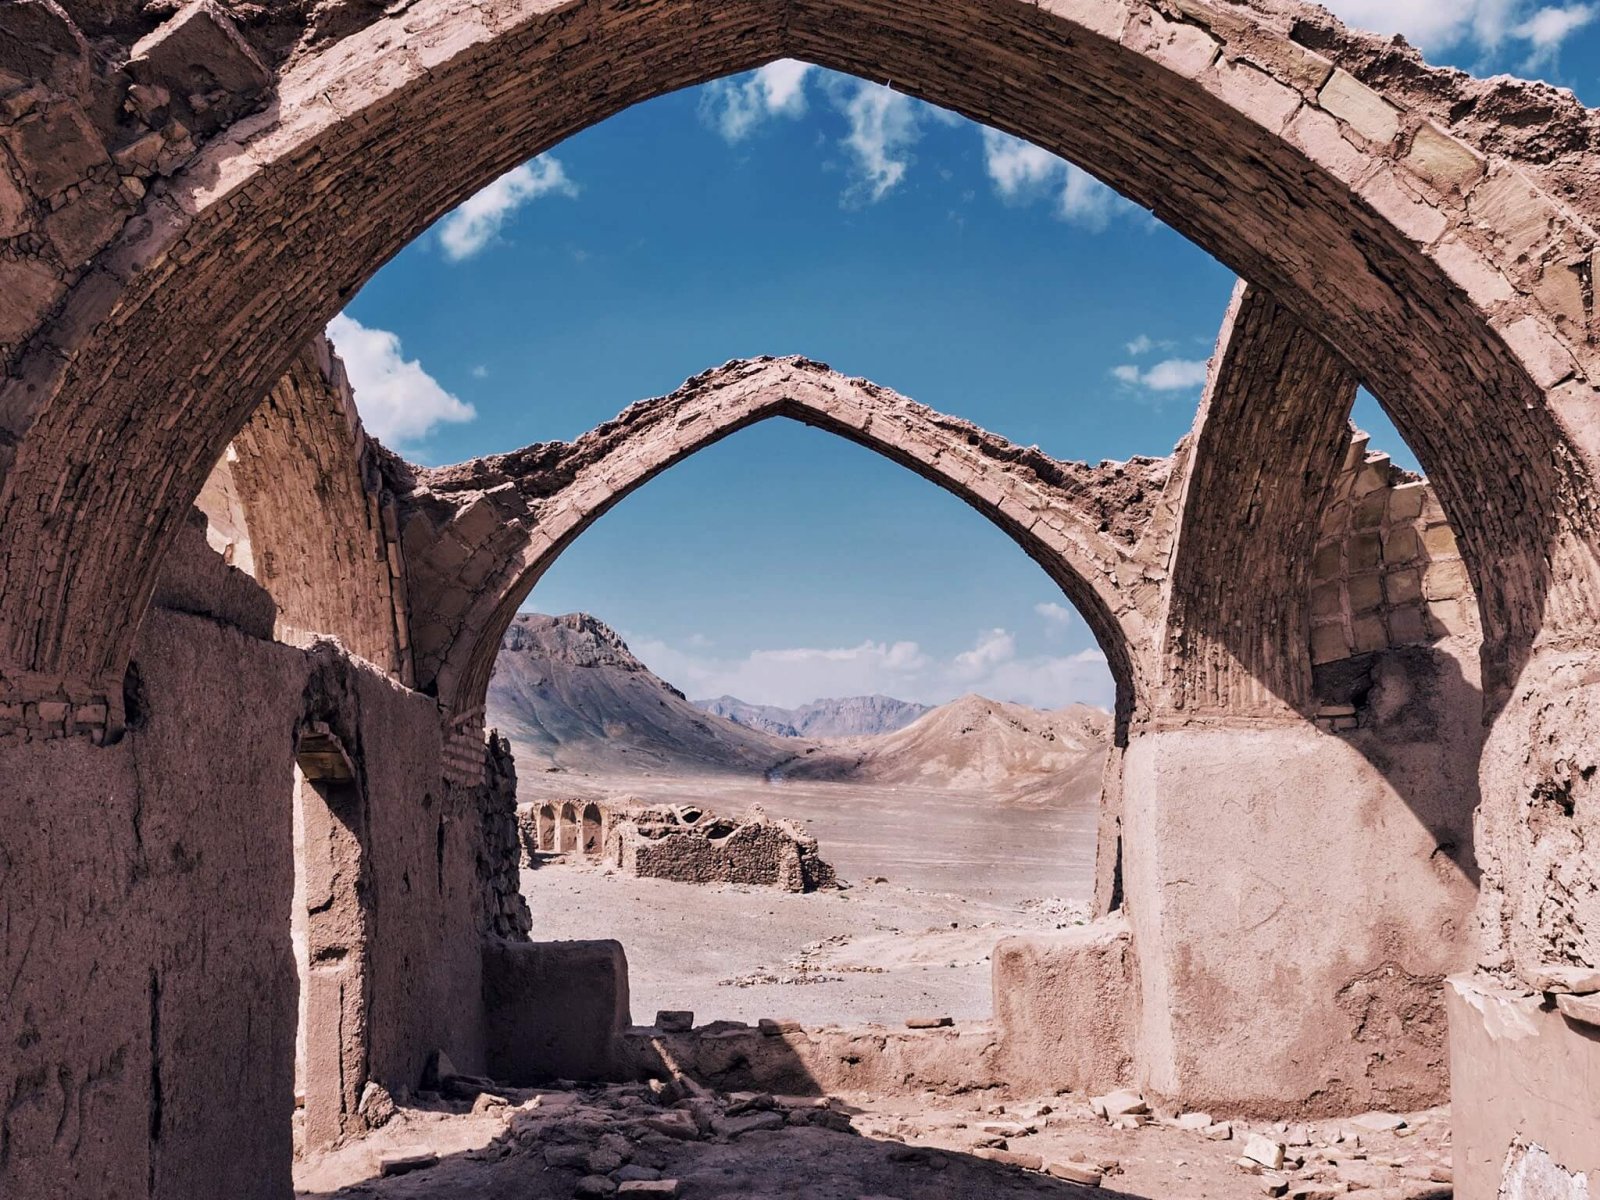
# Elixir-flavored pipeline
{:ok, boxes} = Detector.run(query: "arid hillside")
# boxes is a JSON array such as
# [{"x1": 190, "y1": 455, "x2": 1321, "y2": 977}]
[
  {"x1": 489, "y1": 613, "x2": 1108, "y2": 803},
  {"x1": 782, "y1": 694, "x2": 1110, "y2": 806},
  {"x1": 487, "y1": 613, "x2": 800, "y2": 777}
]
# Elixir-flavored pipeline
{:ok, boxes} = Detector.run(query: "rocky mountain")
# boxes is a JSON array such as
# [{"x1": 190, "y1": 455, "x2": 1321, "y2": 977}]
[
  {"x1": 487, "y1": 613, "x2": 800, "y2": 777},
  {"x1": 487, "y1": 613, "x2": 1109, "y2": 804},
  {"x1": 781, "y1": 694, "x2": 1110, "y2": 806},
  {"x1": 694, "y1": 694, "x2": 933, "y2": 739}
]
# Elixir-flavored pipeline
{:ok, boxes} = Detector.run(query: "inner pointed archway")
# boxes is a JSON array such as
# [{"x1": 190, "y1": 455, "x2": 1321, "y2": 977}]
[{"x1": 394, "y1": 356, "x2": 1166, "y2": 744}]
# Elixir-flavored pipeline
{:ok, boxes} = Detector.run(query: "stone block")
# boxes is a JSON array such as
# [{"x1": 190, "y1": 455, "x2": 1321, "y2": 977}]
[
  {"x1": 1427, "y1": 598, "x2": 1474, "y2": 639},
  {"x1": 993, "y1": 918, "x2": 1133, "y2": 1097},
  {"x1": 1423, "y1": 559, "x2": 1470, "y2": 601},
  {"x1": 1311, "y1": 622, "x2": 1351, "y2": 666},
  {"x1": 1311, "y1": 582, "x2": 1342, "y2": 619},
  {"x1": 1467, "y1": 166, "x2": 1564, "y2": 263},
  {"x1": 1387, "y1": 483, "x2": 1426, "y2": 522},
  {"x1": 128, "y1": 0, "x2": 269, "y2": 102},
  {"x1": 1318, "y1": 69, "x2": 1399, "y2": 145},
  {"x1": 1312, "y1": 540, "x2": 1343, "y2": 581},
  {"x1": 1420, "y1": 524, "x2": 1459, "y2": 558},
  {"x1": 1403, "y1": 122, "x2": 1485, "y2": 194},
  {"x1": 1347, "y1": 572, "x2": 1383, "y2": 614},
  {"x1": 1386, "y1": 606, "x2": 1429, "y2": 645},
  {"x1": 482, "y1": 939, "x2": 631, "y2": 1084},
  {"x1": 4, "y1": 101, "x2": 109, "y2": 196},
  {"x1": 1384, "y1": 567, "x2": 1423, "y2": 606},
  {"x1": 1358, "y1": 167, "x2": 1449, "y2": 246},
  {"x1": 1349, "y1": 531, "x2": 1383, "y2": 572},
  {"x1": 1351, "y1": 613, "x2": 1388, "y2": 654},
  {"x1": 1353, "y1": 489, "x2": 1387, "y2": 530},
  {"x1": 1383, "y1": 526, "x2": 1421, "y2": 564}
]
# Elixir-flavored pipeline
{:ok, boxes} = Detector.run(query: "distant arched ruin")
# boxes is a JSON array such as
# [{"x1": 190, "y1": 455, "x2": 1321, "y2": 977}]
[{"x1": 3, "y1": 1, "x2": 1598, "y2": 1196}]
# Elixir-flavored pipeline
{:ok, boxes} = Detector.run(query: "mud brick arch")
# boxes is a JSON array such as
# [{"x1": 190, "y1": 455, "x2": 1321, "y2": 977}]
[
  {"x1": 397, "y1": 356, "x2": 1162, "y2": 741},
  {"x1": 2, "y1": 0, "x2": 1600, "y2": 734}
]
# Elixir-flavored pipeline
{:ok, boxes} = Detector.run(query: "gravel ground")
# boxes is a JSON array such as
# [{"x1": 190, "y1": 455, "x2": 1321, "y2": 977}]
[{"x1": 519, "y1": 775, "x2": 1098, "y2": 1026}]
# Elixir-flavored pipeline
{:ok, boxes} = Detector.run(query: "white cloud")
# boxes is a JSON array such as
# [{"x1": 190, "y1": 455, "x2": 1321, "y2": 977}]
[
  {"x1": 701, "y1": 60, "x2": 816, "y2": 141},
  {"x1": 1321, "y1": 0, "x2": 1594, "y2": 59},
  {"x1": 1125, "y1": 335, "x2": 1155, "y2": 356},
  {"x1": 437, "y1": 157, "x2": 577, "y2": 262},
  {"x1": 326, "y1": 314, "x2": 476, "y2": 447},
  {"x1": 833, "y1": 80, "x2": 922, "y2": 206},
  {"x1": 1035, "y1": 602, "x2": 1074, "y2": 625},
  {"x1": 629, "y1": 627, "x2": 1114, "y2": 711},
  {"x1": 1514, "y1": 3, "x2": 1597, "y2": 60},
  {"x1": 1112, "y1": 357, "x2": 1211, "y2": 392},
  {"x1": 470, "y1": 364, "x2": 489, "y2": 379},
  {"x1": 979, "y1": 129, "x2": 1135, "y2": 231}
]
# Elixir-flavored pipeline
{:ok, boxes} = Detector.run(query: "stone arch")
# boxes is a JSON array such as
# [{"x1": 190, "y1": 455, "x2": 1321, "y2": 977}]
[
  {"x1": 2, "y1": 0, "x2": 1600, "y2": 735},
  {"x1": 194, "y1": 334, "x2": 412, "y2": 677},
  {"x1": 558, "y1": 802, "x2": 579, "y2": 855},
  {"x1": 581, "y1": 803, "x2": 604, "y2": 858},
  {"x1": 537, "y1": 803, "x2": 557, "y2": 853},
  {"x1": 400, "y1": 357, "x2": 1159, "y2": 740}
]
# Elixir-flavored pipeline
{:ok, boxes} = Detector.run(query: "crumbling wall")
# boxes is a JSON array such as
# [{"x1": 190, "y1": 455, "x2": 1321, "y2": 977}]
[
  {"x1": 1310, "y1": 435, "x2": 1477, "y2": 676},
  {"x1": 196, "y1": 334, "x2": 412, "y2": 678},
  {"x1": 607, "y1": 804, "x2": 836, "y2": 893},
  {"x1": 478, "y1": 731, "x2": 532, "y2": 940},
  {"x1": 0, "y1": 526, "x2": 490, "y2": 1200}
]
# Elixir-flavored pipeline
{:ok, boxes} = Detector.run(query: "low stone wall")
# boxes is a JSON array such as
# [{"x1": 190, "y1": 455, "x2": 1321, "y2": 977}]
[
  {"x1": 610, "y1": 805, "x2": 836, "y2": 892},
  {"x1": 993, "y1": 919, "x2": 1136, "y2": 1098},
  {"x1": 483, "y1": 940, "x2": 632, "y2": 1084},
  {"x1": 615, "y1": 1021, "x2": 1007, "y2": 1099}
]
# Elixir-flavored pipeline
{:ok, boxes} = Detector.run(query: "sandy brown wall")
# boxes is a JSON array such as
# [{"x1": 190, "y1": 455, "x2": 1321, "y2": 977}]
[
  {"x1": 1121, "y1": 642, "x2": 1482, "y2": 1116},
  {"x1": 0, "y1": 549, "x2": 486, "y2": 1198}
]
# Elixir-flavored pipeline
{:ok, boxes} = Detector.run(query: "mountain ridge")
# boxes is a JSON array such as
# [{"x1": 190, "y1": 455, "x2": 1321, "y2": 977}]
[
  {"x1": 487, "y1": 612, "x2": 1108, "y2": 803},
  {"x1": 694, "y1": 693, "x2": 933, "y2": 739}
]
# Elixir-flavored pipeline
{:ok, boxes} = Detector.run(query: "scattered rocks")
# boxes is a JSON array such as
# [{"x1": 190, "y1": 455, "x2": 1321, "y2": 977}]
[
  {"x1": 1346, "y1": 1112, "x2": 1407, "y2": 1133},
  {"x1": 1528, "y1": 964, "x2": 1600, "y2": 994},
  {"x1": 359, "y1": 1081, "x2": 397, "y2": 1128},
  {"x1": 1089, "y1": 1089, "x2": 1148, "y2": 1121},
  {"x1": 1046, "y1": 1160, "x2": 1104, "y2": 1186},
  {"x1": 1242, "y1": 1133, "x2": 1286, "y2": 1170},
  {"x1": 378, "y1": 1151, "x2": 438, "y2": 1177},
  {"x1": 904, "y1": 1015, "x2": 954, "y2": 1029},
  {"x1": 575, "y1": 1176, "x2": 617, "y2": 1197},
  {"x1": 655, "y1": 1010, "x2": 694, "y2": 1033},
  {"x1": 616, "y1": 1182, "x2": 681, "y2": 1197}
]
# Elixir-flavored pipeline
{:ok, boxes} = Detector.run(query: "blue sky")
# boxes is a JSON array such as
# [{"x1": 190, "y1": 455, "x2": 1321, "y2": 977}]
[{"x1": 333, "y1": 2, "x2": 1600, "y2": 710}]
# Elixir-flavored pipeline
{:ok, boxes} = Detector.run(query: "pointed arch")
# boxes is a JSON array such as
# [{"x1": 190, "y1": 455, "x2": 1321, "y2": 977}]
[
  {"x1": 400, "y1": 357, "x2": 1158, "y2": 740},
  {"x1": 1, "y1": 0, "x2": 1598, "y2": 732}
]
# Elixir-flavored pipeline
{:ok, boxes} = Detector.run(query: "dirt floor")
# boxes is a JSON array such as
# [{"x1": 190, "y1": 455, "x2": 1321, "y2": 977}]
[
  {"x1": 519, "y1": 774, "x2": 1098, "y2": 1025},
  {"x1": 294, "y1": 1079, "x2": 1454, "y2": 1199}
]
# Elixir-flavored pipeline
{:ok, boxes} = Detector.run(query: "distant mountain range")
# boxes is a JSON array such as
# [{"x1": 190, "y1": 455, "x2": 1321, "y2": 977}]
[
  {"x1": 486, "y1": 612, "x2": 1108, "y2": 804},
  {"x1": 693, "y1": 694, "x2": 932, "y2": 739}
]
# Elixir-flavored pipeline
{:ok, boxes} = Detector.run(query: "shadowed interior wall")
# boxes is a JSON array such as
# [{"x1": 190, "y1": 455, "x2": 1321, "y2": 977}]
[{"x1": 0, "y1": 530, "x2": 489, "y2": 1200}]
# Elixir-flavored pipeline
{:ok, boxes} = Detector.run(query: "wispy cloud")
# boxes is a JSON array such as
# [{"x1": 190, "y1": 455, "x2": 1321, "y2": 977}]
[
  {"x1": 1035, "y1": 602, "x2": 1074, "y2": 625},
  {"x1": 1321, "y1": 0, "x2": 1595, "y2": 62},
  {"x1": 327, "y1": 314, "x2": 476, "y2": 447},
  {"x1": 979, "y1": 129, "x2": 1135, "y2": 231},
  {"x1": 700, "y1": 60, "x2": 816, "y2": 141},
  {"x1": 831, "y1": 80, "x2": 924, "y2": 206},
  {"x1": 1112, "y1": 358, "x2": 1211, "y2": 392},
  {"x1": 628, "y1": 626, "x2": 1113, "y2": 710},
  {"x1": 438, "y1": 156, "x2": 577, "y2": 262}
]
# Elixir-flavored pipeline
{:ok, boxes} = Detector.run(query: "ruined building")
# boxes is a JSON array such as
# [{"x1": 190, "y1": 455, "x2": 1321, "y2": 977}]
[
  {"x1": 2, "y1": 1, "x2": 1599, "y2": 1197},
  {"x1": 522, "y1": 798, "x2": 839, "y2": 891}
]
